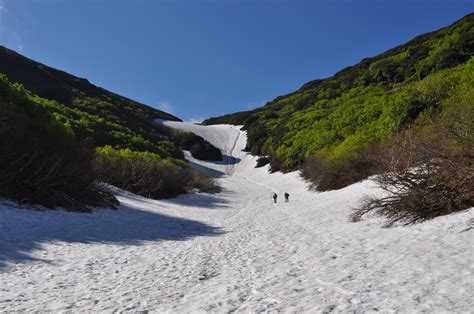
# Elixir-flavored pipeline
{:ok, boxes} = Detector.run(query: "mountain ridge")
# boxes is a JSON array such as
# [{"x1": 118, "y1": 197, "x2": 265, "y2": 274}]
[
  {"x1": 205, "y1": 13, "x2": 473, "y2": 124},
  {"x1": 0, "y1": 45, "x2": 181, "y2": 122}
]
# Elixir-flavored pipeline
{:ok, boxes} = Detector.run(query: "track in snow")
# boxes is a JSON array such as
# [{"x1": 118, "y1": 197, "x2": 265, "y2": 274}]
[{"x1": 0, "y1": 121, "x2": 473, "y2": 312}]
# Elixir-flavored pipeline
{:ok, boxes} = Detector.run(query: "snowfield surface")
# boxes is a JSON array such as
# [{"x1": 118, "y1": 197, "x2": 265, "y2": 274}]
[{"x1": 1, "y1": 122, "x2": 473, "y2": 312}]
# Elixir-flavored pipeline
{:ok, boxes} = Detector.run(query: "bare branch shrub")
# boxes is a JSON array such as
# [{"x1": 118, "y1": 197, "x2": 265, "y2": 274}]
[
  {"x1": 188, "y1": 169, "x2": 222, "y2": 194},
  {"x1": 0, "y1": 129, "x2": 117, "y2": 212},
  {"x1": 351, "y1": 102, "x2": 474, "y2": 226}
]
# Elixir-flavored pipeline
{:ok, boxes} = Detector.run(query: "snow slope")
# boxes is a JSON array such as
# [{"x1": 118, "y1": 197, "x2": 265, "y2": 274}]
[{"x1": 1, "y1": 121, "x2": 473, "y2": 312}]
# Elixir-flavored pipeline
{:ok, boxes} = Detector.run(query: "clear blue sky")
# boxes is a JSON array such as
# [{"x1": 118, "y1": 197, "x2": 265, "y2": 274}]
[{"x1": 0, "y1": 0, "x2": 472, "y2": 121}]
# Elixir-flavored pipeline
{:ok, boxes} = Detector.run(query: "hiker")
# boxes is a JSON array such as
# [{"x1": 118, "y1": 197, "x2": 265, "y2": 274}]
[
  {"x1": 272, "y1": 192, "x2": 277, "y2": 203},
  {"x1": 284, "y1": 192, "x2": 290, "y2": 202}
]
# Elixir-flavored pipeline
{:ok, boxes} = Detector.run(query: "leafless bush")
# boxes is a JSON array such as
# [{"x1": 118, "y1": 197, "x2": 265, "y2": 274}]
[
  {"x1": 0, "y1": 138, "x2": 117, "y2": 212},
  {"x1": 188, "y1": 169, "x2": 222, "y2": 194},
  {"x1": 351, "y1": 103, "x2": 473, "y2": 226}
]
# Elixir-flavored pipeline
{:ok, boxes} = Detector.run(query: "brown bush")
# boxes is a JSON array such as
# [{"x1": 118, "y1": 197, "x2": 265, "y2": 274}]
[
  {"x1": 302, "y1": 147, "x2": 380, "y2": 191},
  {"x1": 188, "y1": 169, "x2": 222, "y2": 194},
  {"x1": 351, "y1": 102, "x2": 474, "y2": 226},
  {"x1": 269, "y1": 154, "x2": 289, "y2": 173},
  {"x1": 0, "y1": 134, "x2": 117, "y2": 212}
]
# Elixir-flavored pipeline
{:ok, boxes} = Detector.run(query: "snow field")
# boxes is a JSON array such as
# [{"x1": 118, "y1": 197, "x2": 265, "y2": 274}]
[{"x1": 0, "y1": 121, "x2": 472, "y2": 312}]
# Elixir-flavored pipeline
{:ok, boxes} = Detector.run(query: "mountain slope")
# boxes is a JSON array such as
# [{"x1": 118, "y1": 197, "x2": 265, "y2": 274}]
[
  {"x1": 0, "y1": 47, "x2": 224, "y2": 208},
  {"x1": 0, "y1": 46, "x2": 183, "y2": 158},
  {"x1": 203, "y1": 13, "x2": 474, "y2": 171}
]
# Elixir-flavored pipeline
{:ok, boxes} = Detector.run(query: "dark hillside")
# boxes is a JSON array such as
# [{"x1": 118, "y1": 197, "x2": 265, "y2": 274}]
[{"x1": 0, "y1": 46, "x2": 184, "y2": 157}]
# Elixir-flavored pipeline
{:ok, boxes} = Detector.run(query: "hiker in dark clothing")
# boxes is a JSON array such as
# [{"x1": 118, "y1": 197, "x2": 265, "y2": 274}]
[
  {"x1": 272, "y1": 192, "x2": 278, "y2": 203},
  {"x1": 284, "y1": 192, "x2": 290, "y2": 202}
]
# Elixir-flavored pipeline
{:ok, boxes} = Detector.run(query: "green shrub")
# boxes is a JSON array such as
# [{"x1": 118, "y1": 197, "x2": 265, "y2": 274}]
[
  {"x1": 94, "y1": 146, "x2": 220, "y2": 199},
  {"x1": 0, "y1": 75, "x2": 117, "y2": 211}
]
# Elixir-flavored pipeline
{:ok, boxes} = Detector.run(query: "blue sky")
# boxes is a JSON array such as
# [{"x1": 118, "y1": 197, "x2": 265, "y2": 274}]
[{"x1": 0, "y1": 0, "x2": 472, "y2": 121}]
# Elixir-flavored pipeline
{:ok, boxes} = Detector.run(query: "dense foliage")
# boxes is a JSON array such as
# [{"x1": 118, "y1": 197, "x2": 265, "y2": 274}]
[
  {"x1": 204, "y1": 13, "x2": 474, "y2": 175},
  {"x1": 0, "y1": 48, "x2": 223, "y2": 210},
  {"x1": 302, "y1": 59, "x2": 474, "y2": 190},
  {"x1": 34, "y1": 94, "x2": 183, "y2": 158},
  {"x1": 0, "y1": 45, "x2": 184, "y2": 158},
  {"x1": 0, "y1": 75, "x2": 117, "y2": 211},
  {"x1": 94, "y1": 146, "x2": 221, "y2": 199}
]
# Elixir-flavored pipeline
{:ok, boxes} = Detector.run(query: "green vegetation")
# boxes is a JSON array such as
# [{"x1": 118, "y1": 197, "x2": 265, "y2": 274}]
[
  {"x1": 29, "y1": 93, "x2": 182, "y2": 158},
  {"x1": 94, "y1": 146, "x2": 221, "y2": 199},
  {"x1": 0, "y1": 75, "x2": 117, "y2": 211},
  {"x1": 0, "y1": 46, "x2": 185, "y2": 159},
  {"x1": 300, "y1": 59, "x2": 474, "y2": 190}
]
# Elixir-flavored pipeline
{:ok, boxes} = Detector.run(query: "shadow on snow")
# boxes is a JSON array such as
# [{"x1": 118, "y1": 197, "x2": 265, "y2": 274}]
[
  {"x1": 187, "y1": 155, "x2": 241, "y2": 178},
  {"x1": 161, "y1": 192, "x2": 230, "y2": 209},
  {"x1": 216, "y1": 155, "x2": 241, "y2": 166},
  {"x1": 122, "y1": 189, "x2": 230, "y2": 209},
  {"x1": 187, "y1": 159, "x2": 225, "y2": 178},
  {"x1": 0, "y1": 197, "x2": 224, "y2": 269}
]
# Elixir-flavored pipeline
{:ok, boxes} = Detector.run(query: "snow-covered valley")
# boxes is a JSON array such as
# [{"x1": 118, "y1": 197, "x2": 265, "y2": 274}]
[{"x1": 1, "y1": 122, "x2": 473, "y2": 312}]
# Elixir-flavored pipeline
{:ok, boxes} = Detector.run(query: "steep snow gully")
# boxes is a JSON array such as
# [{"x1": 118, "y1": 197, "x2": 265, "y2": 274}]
[{"x1": 1, "y1": 122, "x2": 473, "y2": 312}]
